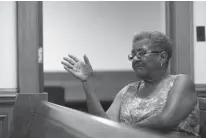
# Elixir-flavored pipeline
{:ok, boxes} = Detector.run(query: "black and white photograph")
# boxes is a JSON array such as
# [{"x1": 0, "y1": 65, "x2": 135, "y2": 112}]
[{"x1": 0, "y1": 1, "x2": 205, "y2": 138}]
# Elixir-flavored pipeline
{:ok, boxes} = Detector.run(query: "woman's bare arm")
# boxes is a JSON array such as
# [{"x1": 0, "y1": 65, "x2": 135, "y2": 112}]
[
  {"x1": 82, "y1": 80, "x2": 108, "y2": 118},
  {"x1": 83, "y1": 79, "x2": 126, "y2": 121},
  {"x1": 106, "y1": 86, "x2": 127, "y2": 122}
]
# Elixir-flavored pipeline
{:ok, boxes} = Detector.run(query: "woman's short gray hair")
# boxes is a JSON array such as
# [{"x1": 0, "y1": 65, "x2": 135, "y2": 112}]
[{"x1": 133, "y1": 31, "x2": 172, "y2": 61}]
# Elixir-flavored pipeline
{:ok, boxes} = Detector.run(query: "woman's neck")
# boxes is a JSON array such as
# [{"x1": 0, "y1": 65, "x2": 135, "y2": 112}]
[{"x1": 143, "y1": 69, "x2": 169, "y2": 87}]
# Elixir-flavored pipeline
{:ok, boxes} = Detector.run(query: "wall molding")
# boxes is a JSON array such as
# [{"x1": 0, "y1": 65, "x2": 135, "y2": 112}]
[
  {"x1": 196, "y1": 84, "x2": 206, "y2": 97},
  {"x1": 0, "y1": 91, "x2": 17, "y2": 105},
  {"x1": 0, "y1": 88, "x2": 17, "y2": 92}
]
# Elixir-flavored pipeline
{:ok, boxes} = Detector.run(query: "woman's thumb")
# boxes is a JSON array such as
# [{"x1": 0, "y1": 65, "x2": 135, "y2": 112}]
[{"x1": 84, "y1": 55, "x2": 91, "y2": 65}]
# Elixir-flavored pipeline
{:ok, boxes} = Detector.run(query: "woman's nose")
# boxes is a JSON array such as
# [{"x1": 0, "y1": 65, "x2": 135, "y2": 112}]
[
  {"x1": 132, "y1": 55, "x2": 141, "y2": 61},
  {"x1": 128, "y1": 54, "x2": 141, "y2": 61}
]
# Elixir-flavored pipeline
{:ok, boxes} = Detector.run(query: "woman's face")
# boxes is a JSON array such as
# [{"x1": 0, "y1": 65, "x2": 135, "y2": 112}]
[{"x1": 129, "y1": 40, "x2": 163, "y2": 79}]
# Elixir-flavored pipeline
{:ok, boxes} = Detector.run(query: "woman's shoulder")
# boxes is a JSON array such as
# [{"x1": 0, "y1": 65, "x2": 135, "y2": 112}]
[
  {"x1": 171, "y1": 74, "x2": 195, "y2": 86},
  {"x1": 169, "y1": 74, "x2": 194, "y2": 85},
  {"x1": 171, "y1": 73, "x2": 192, "y2": 79},
  {"x1": 168, "y1": 74, "x2": 196, "y2": 99}
]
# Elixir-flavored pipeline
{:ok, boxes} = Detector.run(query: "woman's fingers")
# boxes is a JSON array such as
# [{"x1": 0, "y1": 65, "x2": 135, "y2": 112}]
[
  {"x1": 64, "y1": 66, "x2": 70, "y2": 72},
  {"x1": 68, "y1": 54, "x2": 79, "y2": 62},
  {"x1": 61, "y1": 61, "x2": 73, "y2": 69},
  {"x1": 63, "y1": 57, "x2": 75, "y2": 65}
]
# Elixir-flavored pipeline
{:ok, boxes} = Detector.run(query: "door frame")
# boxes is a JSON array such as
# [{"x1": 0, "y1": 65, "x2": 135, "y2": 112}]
[{"x1": 16, "y1": 1, "x2": 43, "y2": 93}]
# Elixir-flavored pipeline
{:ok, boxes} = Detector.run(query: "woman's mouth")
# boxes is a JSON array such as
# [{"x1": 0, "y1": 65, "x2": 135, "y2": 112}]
[
  {"x1": 132, "y1": 61, "x2": 144, "y2": 70},
  {"x1": 134, "y1": 63, "x2": 144, "y2": 69},
  {"x1": 134, "y1": 66, "x2": 144, "y2": 72}
]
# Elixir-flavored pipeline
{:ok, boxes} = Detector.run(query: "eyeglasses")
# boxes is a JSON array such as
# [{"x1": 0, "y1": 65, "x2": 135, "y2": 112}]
[{"x1": 128, "y1": 50, "x2": 161, "y2": 61}]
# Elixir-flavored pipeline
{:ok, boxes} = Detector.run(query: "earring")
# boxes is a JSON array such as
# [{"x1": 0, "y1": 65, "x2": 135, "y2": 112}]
[{"x1": 160, "y1": 62, "x2": 163, "y2": 67}]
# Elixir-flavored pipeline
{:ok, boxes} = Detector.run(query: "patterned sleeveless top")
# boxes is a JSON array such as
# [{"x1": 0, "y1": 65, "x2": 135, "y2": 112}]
[{"x1": 119, "y1": 75, "x2": 200, "y2": 136}]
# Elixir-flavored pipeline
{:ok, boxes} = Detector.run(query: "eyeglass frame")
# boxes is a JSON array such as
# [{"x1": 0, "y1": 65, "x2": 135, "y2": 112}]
[{"x1": 128, "y1": 50, "x2": 162, "y2": 61}]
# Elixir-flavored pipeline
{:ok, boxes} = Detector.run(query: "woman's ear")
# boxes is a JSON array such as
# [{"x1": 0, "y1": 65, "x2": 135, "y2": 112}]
[{"x1": 160, "y1": 51, "x2": 168, "y2": 65}]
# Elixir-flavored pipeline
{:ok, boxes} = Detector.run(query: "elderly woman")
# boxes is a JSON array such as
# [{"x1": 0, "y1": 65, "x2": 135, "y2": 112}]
[{"x1": 61, "y1": 31, "x2": 199, "y2": 136}]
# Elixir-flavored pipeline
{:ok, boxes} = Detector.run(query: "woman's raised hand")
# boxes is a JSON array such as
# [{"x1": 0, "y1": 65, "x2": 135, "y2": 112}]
[{"x1": 61, "y1": 54, "x2": 93, "y2": 82}]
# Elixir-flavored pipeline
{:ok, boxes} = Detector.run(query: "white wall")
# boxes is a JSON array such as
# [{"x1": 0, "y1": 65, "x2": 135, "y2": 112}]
[
  {"x1": 0, "y1": 2, "x2": 17, "y2": 90},
  {"x1": 43, "y1": 1, "x2": 166, "y2": 72},
  {"x1": 193, "y1": 2, "x2": 206, "y2": 84}
]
